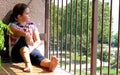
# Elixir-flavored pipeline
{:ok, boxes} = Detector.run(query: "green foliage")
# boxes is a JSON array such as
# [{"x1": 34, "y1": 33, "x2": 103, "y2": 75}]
[
  {"x1": 97, "y1": 50, "x2": 108, "y2": 62},
  {"x1": 0, "y1": 20, "x2": 13, "y2": 51},
  {"x1": 97, "y1": 66, "x2": 120, "y2": 75},
  {"x1": 111, "y1": 33, "x2": 118, "y2": 47}
]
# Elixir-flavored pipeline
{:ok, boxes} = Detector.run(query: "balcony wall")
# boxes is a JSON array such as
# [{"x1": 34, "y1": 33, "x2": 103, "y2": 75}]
[
  {"x1": 0, "y1": 0, "x2": 45, "y2": 33},
  {"x1": 0, "y1": 0, "x2": 46, "y2": 57}
]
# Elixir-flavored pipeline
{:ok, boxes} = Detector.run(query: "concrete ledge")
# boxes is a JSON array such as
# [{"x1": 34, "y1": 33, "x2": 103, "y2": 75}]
[{"x1": 0, "y1": 63, "x2": 72, "y2": 75}]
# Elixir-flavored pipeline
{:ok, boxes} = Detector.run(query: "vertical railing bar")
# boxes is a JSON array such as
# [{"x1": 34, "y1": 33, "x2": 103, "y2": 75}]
[
  {"x1": 90, "y1": 0, "x2": 98, "y2": 75},
  {"x1": 108, "y1": 0, "x2": 112, "y2": 75},
  {"x1": 60, "y1": 0, "x2": 63, "y2": 67},
  {"x1": 49, "y1": 0, "x2": 52, "y2": 59},
  {"x1": 74, "y1": 0, "x2": 78, "y2": 74},
  {"x1": 86, "y1": 0, "x2": 89, "y2": 75},
  {"x1": 52, "y1": 0, "x2": 55, "y2": 55},
  {"x1": 80, "y1": 0, "x2": 83, "y2": 75},
  {"x1": 65, "y1": 0, "x2": 68, "y2": 70},
  {"x1": 69, "y1": 0, "x2": 72, "y2": 72},
  {"x1": 45, "y1": 0, "x2": 49, "y2": 58},
  {"x1": 100, "y1": 0, "x2": 104, "y2": 75},
  {"x1": 56, "y1": 0, "x2": 59, "y2": 58},
  {"x1": 116, "y1": 0, "x2": 120, "y2": 75}
]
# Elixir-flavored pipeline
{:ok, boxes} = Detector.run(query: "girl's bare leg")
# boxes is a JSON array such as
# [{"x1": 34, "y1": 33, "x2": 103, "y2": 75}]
[
  {"x1": 20, "y1": 47, "x2": 32, "y2": 72},
  {"x1": 40, "y1": 56, "x2": 58, "y2": 72}
]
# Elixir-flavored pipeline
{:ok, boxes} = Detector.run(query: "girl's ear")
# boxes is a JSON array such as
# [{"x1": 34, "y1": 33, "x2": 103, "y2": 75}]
[{"x1": 17, "y1": 15, "x2": 21, "y2": 20}]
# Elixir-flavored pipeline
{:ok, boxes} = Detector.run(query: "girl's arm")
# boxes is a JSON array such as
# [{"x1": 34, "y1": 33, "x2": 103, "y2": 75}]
[
  {"x1": 10, "y1": 26, "x2": 27, "y2": 37},
  {"x1": 32, "y1": 28, "x2": 43, "y2": 49},
  {"x1": 10, "y1": 26, "x2": 33, "y2": 45}
]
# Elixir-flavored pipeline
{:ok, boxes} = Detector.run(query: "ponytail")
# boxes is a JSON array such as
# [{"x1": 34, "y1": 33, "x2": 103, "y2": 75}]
[{"x1": 9, "y1": 13, "x2": 16, "y2": 23}]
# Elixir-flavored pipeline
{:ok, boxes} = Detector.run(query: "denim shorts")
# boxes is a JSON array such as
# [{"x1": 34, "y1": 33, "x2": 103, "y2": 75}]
[{"x1": 11, "y1": 37, "x2": 45, "y2": 65}]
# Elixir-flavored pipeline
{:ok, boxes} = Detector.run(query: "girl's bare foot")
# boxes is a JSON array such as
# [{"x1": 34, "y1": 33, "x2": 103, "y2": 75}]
[
  {"x1": 23, "y1": 62, "x2": 32, "y2": 72},
  {"x1": 49, "y1": 56, "x2": 58, "y2": 72},
  {"x1": 23, "y1": 67, "x2": 31, "y2": 72}
]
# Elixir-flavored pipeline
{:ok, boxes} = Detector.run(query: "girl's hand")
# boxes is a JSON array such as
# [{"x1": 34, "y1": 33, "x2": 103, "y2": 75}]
[{"x1": 25, "y1": 33, "x2": 34, "y2": 46}]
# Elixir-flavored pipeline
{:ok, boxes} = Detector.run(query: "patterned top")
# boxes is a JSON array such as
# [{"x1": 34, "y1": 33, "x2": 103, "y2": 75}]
[{"x1": 9, "y1": 22, "x2": 37, "y2": 48}]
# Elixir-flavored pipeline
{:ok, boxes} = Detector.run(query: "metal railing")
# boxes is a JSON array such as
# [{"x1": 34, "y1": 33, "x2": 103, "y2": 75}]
[{"x1": 47, "y1": 0, "x2": 120, "y2": 75}]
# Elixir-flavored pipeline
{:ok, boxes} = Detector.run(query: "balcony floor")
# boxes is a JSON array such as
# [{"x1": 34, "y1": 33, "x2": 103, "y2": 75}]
[{"x1": 0, "y1": 63, "x2": 71, "y2": 75}]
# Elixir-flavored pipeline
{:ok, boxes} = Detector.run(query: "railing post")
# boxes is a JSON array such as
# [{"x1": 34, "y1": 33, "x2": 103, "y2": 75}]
[
  {"x1": 116, "y1": 0, "x2": 120, "y2": 74},
  {"x1": 90, "y1": 0, "x2": 98, "y2": 75},
  {"x1": 45, "y1": 0, "x2": 49, "y2": 58}
]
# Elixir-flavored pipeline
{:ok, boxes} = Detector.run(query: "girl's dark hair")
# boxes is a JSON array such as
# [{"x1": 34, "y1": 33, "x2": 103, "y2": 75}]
[{"x1": 9, "y1": 3, "x2": 28, "y2": 22}]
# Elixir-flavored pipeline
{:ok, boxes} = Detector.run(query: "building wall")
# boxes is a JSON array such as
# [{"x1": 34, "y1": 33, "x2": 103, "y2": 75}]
[{"x1": 0, "y1": 0, "x2": 45, "y2": 33}]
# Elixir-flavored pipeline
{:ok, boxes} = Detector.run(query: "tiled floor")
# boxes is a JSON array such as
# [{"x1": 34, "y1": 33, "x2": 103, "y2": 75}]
[{"x1": 0, "y1": 63, "x2": 72, "y2": 75}]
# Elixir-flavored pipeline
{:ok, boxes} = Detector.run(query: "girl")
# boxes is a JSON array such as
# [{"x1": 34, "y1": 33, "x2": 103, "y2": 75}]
[{"x1": 9, "y1": 3, "x2": 58, "y2": 72}]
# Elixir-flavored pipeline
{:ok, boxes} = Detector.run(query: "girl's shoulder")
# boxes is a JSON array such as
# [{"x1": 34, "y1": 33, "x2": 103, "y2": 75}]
[
  {"x1": 26, "y1": 22, "x2": 37, "y2": 28},
  {"x1": 9, "y1": 22, "x2": 18, "y2": 26},
  {"x1": 27, "y1": 22, "x2": 36, "y2": 26},
  {"x1": 26, "y1": 22, "x2": 38, "y2": 31}
]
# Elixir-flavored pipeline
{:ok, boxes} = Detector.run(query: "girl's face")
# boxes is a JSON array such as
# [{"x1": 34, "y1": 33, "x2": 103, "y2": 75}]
[{"x1": 18, "y1": 7, "x2": 30, "y2": 22}]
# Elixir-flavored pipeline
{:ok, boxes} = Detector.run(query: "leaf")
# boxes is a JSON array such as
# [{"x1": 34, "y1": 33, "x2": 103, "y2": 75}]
[{"x1": 0, "y1": 20, "x2": 13, "y2": 51}]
